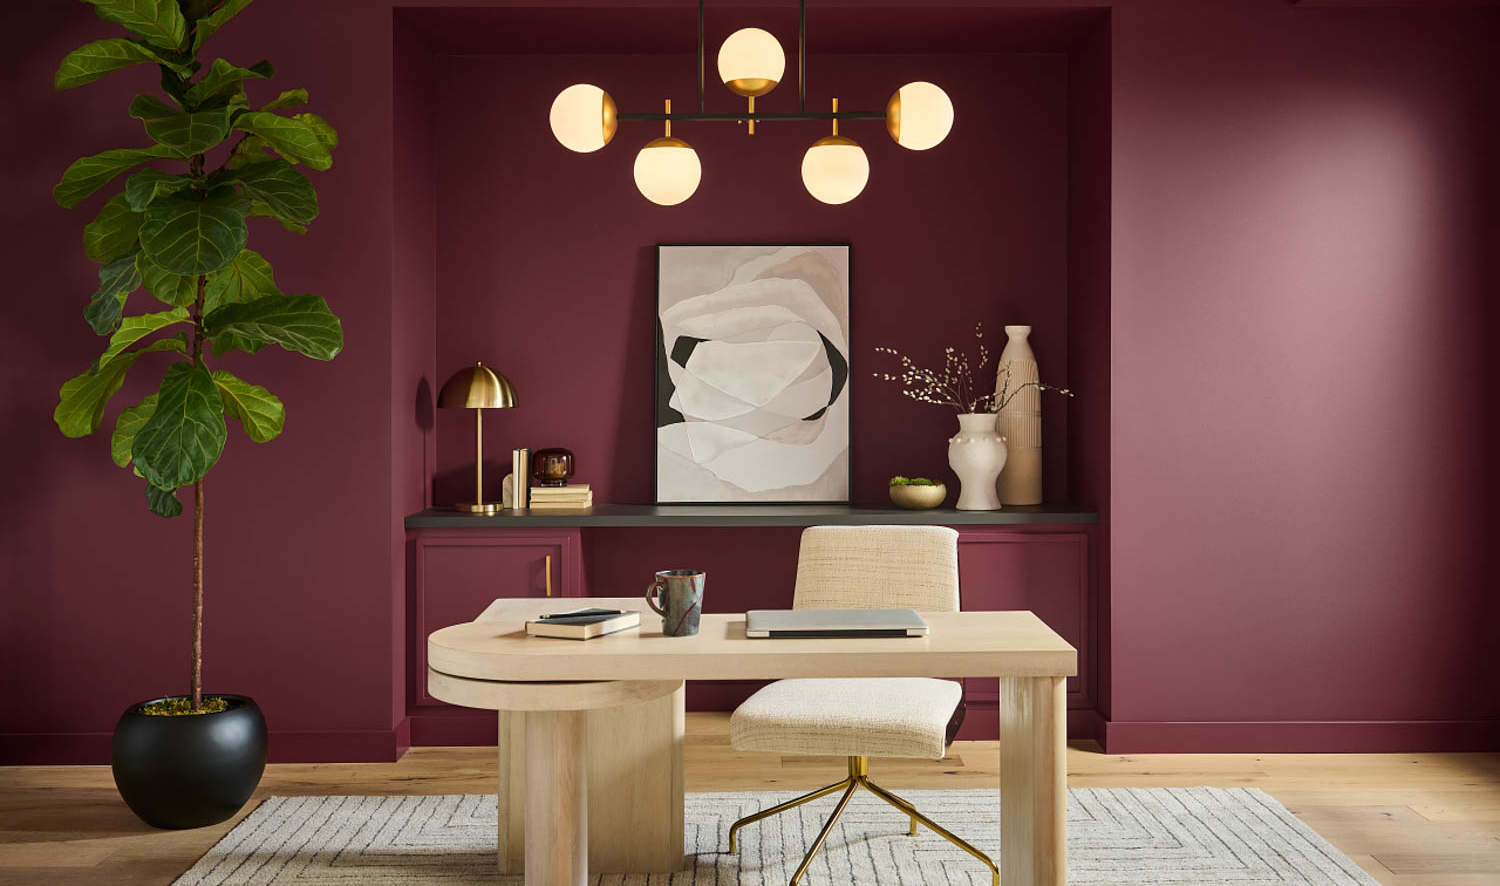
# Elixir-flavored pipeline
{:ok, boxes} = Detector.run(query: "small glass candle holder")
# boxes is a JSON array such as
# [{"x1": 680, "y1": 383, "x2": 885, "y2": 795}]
[{"x1": 531, "y1": 448, "x2": 575, "y2": 487}]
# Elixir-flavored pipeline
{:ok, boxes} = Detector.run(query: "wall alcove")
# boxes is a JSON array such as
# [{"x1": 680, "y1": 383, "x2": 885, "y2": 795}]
[{"x1": 393, "y1": 4, "x2": 1113, "y2": 745}]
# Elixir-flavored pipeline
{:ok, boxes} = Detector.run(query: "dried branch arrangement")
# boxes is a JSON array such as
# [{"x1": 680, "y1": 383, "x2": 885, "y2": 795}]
[{"x1": 872, "y1": 322, "x2": 1074, "y2": 413}]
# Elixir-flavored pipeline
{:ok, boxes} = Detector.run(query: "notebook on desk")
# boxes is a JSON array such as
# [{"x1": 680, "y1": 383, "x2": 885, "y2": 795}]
[{"x1": 744, "y1": 608, "x2": 929, "y2": 639}]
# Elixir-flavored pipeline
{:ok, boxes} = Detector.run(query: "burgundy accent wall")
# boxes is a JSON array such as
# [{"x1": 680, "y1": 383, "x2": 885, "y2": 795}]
[
  {"x1": 3, "y1": 0, "x2": 1497, "y2": 764},
  {"x1": 1104, "y1": 0, "x2": 1500, "y2": 750}
]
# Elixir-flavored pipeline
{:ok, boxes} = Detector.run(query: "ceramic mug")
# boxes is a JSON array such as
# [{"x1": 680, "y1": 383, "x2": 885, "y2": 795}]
[{"x1": 646, "y1": 569, "x2": 705, "y2": 637}]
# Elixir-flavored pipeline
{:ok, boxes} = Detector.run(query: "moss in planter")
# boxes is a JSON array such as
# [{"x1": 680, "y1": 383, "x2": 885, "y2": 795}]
[
  {"x1": 889, "y1": 476, "x2": 940, "y2": 487},
  {"x1": 140, "y1": 696, "x2": 232, "y2": 716}
]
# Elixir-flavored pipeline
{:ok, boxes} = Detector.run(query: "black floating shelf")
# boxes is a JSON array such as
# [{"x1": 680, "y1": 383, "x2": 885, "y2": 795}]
[{"x1": 404, "y1": 503, "x2": 1098, "y2": 529}]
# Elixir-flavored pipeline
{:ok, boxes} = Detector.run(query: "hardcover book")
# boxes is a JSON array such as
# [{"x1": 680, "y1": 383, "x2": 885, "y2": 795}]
[{"x1": 525, "y1": 609, "x2": 639, "y2": 640}]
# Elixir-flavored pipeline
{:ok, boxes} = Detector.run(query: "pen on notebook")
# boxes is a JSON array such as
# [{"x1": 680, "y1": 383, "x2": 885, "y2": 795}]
[{"x1": 537, "y1": 609, "x2": 623, "y2": 620}]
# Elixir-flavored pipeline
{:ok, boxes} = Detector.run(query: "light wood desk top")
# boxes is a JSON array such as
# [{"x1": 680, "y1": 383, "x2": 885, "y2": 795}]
[{"x1": 427, "y1": 596, "x2": 1076, "y2": 683}]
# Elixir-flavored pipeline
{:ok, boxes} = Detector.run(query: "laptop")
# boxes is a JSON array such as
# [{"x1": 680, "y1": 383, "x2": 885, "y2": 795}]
[{"x1": 745, "y1": 608, "x2": 929, "y2": 639}]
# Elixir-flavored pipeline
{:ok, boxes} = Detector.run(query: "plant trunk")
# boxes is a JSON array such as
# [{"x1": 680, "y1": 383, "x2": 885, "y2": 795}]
[{"x1": 192, "y1": 478, "x2": 203, "y2": 712}]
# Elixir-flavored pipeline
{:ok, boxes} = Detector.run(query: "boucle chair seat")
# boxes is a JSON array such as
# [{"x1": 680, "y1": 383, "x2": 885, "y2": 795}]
[{"x1": 732, "y1": 677, "x2": 962, "y2": 759}]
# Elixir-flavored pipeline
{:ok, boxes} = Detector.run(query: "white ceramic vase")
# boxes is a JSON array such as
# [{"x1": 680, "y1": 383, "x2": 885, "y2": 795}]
[
  {"x1": 948, "y1": 413, "x2": 1007, "y2": 510},
  {"x1": 994, "y1": 325, "x2": 1043, "y2": 505}
]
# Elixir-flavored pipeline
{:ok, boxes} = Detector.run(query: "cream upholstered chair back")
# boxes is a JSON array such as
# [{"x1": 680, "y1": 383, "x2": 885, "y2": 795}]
[{"x1": 792, "y1": 525, "x2": 960, "y2": 613}]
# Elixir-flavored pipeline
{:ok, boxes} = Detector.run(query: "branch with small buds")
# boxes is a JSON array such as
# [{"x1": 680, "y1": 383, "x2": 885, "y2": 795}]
[{"x1": 871, "y1": 322, "x2": 1076, "y2": 413}]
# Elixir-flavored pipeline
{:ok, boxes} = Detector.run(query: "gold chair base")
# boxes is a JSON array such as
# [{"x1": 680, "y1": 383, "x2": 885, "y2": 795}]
[{"x1": 727, "y1": 755, "x2": 998, "y2": 886}]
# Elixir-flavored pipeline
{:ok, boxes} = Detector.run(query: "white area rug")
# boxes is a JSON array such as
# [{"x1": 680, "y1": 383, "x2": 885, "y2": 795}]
[{"x1": 173, "y1": 788, "x2": 1380, "y2": 885}]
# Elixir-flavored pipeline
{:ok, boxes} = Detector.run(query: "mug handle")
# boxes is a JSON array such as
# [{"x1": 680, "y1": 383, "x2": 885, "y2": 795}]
[{"x1": 645, "y1": 577, "x2": 668, "y2": 617}]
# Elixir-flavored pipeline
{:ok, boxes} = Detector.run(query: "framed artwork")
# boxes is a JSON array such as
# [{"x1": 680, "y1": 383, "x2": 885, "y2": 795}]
[{"x1": 655, "y1": 244, "x2": 851, "y2": 504}]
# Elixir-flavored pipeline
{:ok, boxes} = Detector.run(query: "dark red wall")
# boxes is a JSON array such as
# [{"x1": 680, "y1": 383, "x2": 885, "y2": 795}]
[
  {"x1": 1105, "y1": 0, "x2": 1500, "y2": 751},
  {"x1": 3, "y1": 0, "x2": 1497, "y2": 763}
]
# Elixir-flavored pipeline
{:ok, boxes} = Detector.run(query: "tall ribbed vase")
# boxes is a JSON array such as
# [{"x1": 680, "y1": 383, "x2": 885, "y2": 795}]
[{"x1": 994, "y1": 325, "x2": 1043, "y2": 505}]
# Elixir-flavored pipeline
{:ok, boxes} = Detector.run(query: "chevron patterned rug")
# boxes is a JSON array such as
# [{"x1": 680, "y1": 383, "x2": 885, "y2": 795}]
[{"x1": 173, "y1": 788, "x2": 1379, "y2": 885}]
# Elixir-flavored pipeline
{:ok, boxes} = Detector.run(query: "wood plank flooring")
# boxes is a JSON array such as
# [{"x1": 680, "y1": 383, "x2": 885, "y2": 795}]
[{"x1": 1, "y1": 713, "x2": 1496, "y2": 886}]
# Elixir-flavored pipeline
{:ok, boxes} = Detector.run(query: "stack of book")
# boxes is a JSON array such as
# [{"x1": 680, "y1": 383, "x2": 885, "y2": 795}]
[{"x1": 527, "y1": 484, "x2": 592, "y2": 510}]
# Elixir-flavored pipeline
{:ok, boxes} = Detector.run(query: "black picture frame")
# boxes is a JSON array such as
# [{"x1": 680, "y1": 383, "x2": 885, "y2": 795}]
[{"x1": 654, "y1": 243, "x2": 853, "y2": 505}]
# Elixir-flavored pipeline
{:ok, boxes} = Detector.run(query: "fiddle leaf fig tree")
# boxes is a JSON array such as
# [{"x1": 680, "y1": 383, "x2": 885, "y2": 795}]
[{"x1": 52, "y1": 0, "x2": 342, "y2": 713}]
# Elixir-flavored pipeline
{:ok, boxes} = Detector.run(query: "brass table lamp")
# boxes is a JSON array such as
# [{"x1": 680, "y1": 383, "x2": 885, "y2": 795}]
[{"x1": 438, "y1": 361, "x2": 516, "y2": 514}]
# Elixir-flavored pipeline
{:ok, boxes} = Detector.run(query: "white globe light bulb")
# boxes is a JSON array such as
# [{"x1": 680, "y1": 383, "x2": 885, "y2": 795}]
[
  {"x1": 886, "y1": 81, "x2": 953, "y2": 151},
  {"x1": 633, "y1": 137, "x2": 702, "y2": 205},
  {"x1": 717, "y1": 28, "x2": 786, "y2": 96},
  {"x1": 801, "y1": 135, "x2": 869, "y2": 205},
  {"x1": 549, "y1": 84, "x2": 617, "y2": 153}
]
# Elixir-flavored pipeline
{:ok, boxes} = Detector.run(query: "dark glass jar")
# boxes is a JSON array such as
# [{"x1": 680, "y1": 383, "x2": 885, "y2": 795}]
[{"x1": 532, "y1": 448, "x2": 575, "y2": 487}]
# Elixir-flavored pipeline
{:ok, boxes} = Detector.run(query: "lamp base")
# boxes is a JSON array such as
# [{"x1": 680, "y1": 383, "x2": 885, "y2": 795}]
[{"x1": 454, "y1": 502, "x2": 502, "y2": 515}]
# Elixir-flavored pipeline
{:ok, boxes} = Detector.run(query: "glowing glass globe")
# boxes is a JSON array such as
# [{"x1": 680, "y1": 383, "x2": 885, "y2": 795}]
[
  {"x1": 717, "y1": 28, "x2": 785, "y2": 97},
  {"x1": 633, "y1": 137, "x2": 702, "y2": 205},
  {"x1": 885, "y1": 81, "x2": 953, "y2": 151},
  {"x1": 801, "y1": 135, "x2": 869, "y2": 204},
  {"x1": 549, "y1": 84, "x2": 617, "y2": 153}
]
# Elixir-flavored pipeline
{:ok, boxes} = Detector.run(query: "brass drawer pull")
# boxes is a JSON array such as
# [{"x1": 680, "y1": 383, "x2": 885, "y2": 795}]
[{"x1": 545, "y1": 554, "x2": 553, "y2": 596}]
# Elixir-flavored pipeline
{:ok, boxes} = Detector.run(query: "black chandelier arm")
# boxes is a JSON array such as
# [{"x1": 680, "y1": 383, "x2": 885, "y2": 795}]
[
  {"x1": 617, "y1": 110, "x2": 885, "y2": 123},
  {"x1": 697, "y1": 0, "x2": 705, "y2": 113}
]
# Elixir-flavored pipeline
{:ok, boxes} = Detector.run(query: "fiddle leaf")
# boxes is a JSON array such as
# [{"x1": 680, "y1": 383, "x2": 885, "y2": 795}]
[
  {"x1": 182, "y1": 58, "x2": 272, "y2": 107},
  {"x1": 219, "y1": 160, "x2": 317, "y2": 223},
  {"x1": 83, "y1": 0, "x2": 189, "y2": 51},
  {"x1": 112, "y1": 393, "x2": 158, "y2": 467},
  {"x1": 136, "y1": 253, "x2": 197, "y2": 306},
  {"x1": 132, "y1": 362, "x2": 227, "y2": 489},
  {"x1": 85, "y1": 251, "x2": 142, "y2": 334},
  {"x1": 205, "y1": 293, "x2": 342, "y2": 360},
  {"x1": 54, "y1": 145, "x2": 176, "y2": 209},
  {"x1": 129, "y1": 94, "x2": 232, "y2": 157},
  {"x1": 53, "y1": 337, "x2": 185, "y2": 438},
  {"x1": 145, "y1": 482, "x2": 183, "y2": 517},
  {"x1": 203, "y1": 248, "x2": 279, "y2": 313},
  {"x1": 56, "y1": 38, "x2": 192, "y2": 89},
  {"x1": 83, "y1": 194, "x2": 143, "y2": 263},
  {"x1": 213, "y1": 370, "x2": 283, "y2": 442},
  {"x1": 260, "y1": 88, "x2": 307, "y2": 111},
  {"x1": 233, "y1": 112, "x2": 331, "y2": 170},
  {"x1": 193, "y1": 0, "x2": 255, "y2": 52},
  {"x1": 139, "y1": 186, "x2": 249, "y2": 275},
  {"x1": 124, "y1": 168, "x2": 192, "y2": 211},
  {"x1": 100, "y1": 308, "x2": 190, "y2": 363}
]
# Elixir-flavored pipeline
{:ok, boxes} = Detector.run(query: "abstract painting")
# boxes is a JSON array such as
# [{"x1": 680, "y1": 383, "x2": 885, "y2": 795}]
[{"x1": 656, "y1": 245, "x2": 851, "y2": 503}]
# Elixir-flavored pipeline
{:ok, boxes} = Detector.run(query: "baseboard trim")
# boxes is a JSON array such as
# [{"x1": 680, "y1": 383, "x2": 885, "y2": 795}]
[
  {"x1": 1, "y1": 727, "x2": 408, "y2": 765},
  {"x1": 1103, "y1": 719, "x2": 1500, "y2": 753},
  {"x1": 951, "y1": 700, "x2": 1103, "y2": 742}
]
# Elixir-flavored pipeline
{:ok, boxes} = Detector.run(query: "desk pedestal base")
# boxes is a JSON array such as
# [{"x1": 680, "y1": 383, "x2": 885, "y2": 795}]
[{"x1": 498, "y1": 684, "x2": 686, "y2": 876}]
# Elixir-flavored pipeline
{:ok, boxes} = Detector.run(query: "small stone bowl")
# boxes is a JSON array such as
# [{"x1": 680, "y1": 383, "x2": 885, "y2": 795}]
[{"x1": 889, "y1": 483, "x2": 947, "y2": 510}]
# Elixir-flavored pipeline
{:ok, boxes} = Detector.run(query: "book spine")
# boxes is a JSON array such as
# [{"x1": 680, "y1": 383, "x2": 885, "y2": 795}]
[{"x1": 512, "y1": 448, "x2": 529, "y2": 508}]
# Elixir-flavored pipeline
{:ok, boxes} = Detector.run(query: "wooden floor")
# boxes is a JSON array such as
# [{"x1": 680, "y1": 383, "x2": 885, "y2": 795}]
[{"x1": 1, "y1": 713, "x2": 1497, "y2": 886}]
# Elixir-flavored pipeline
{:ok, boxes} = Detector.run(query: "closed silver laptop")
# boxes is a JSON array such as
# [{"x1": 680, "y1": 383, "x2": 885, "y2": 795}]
[{"x1": 745, "y1": 608, "x2": 929, "y2": 638}]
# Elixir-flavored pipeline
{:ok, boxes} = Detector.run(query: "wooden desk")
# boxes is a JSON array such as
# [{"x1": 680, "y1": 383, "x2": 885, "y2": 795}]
[{"x1": 428, "y1": 596, "x2": 1076, "y2": 886}]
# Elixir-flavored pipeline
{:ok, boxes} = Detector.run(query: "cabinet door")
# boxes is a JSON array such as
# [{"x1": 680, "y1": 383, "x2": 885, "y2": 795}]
[
  {"x1": 413, "y1": 535, "x2": 573, "y2": 706},
  {"x1": 957, "y1": 531, "x2": 1090, "y2": 708}
]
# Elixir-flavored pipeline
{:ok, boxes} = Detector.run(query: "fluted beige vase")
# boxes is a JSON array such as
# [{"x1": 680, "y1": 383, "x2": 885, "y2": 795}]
[{"x1": 994, "y1": 325, "x2": 1043, "y2": 505}]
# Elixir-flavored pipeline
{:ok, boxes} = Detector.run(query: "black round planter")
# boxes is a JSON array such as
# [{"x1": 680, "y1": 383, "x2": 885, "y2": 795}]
[{"x1": 111, "y1": 694, "x2": 267, "y2": 829}]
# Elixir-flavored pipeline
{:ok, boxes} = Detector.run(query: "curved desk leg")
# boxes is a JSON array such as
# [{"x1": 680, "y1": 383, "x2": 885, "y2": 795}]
[
  {"x1": 999, "y1": 676, "x2": 1067, "y2": 886},
  {"x1": 525, "y1": 710, "x2": 588, "y2": 886}
]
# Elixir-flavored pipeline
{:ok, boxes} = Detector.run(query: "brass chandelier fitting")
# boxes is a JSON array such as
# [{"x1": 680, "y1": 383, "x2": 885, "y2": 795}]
[{"x1": 548, "y1": 0, "x2": 954, "y2": 206}]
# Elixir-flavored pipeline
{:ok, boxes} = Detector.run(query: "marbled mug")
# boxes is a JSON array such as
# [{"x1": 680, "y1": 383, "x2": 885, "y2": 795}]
[{"x1": 646, "y1": 570, "x2": 705, "y2": 637}]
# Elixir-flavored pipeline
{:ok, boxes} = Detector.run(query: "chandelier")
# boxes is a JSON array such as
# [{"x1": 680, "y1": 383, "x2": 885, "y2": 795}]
[{"x1": 547, "y1": 0, "x2": 954, "y2": 206}]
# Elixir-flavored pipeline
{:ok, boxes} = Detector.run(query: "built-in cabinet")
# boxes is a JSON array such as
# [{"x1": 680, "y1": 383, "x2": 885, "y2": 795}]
[
  {"x1": 406, "y1": 509, "x2": 1095, "y2": 741},
  {"x1": 410, "y1": 530, "x2": 581, "y2": 707}
]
